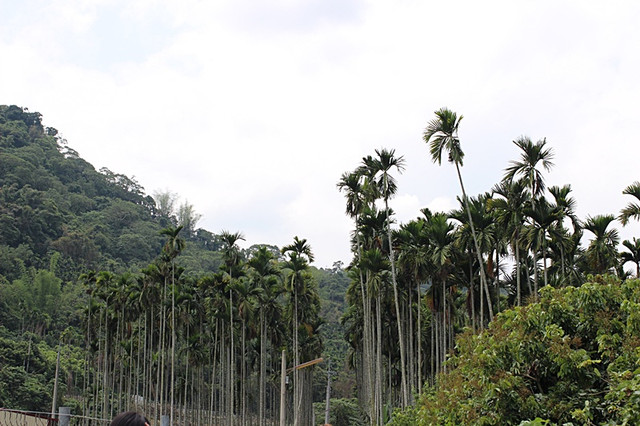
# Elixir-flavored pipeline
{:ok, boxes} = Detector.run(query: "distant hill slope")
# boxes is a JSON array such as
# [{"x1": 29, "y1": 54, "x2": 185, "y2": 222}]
[
  {"x1": 0, "y1": 105, "x2": 166, "y2": 281},
  {"x1": 0, "y1": 105, "x2": 230, "y2": 282}
]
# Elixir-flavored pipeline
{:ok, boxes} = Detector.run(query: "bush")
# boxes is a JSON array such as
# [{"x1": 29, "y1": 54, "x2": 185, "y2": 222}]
[{"x1": 392, "y1": 277, "x2": 640, "y2": 425}]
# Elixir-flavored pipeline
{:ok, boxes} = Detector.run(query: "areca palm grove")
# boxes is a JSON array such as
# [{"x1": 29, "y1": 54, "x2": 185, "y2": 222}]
[
  {"x1": 338, "y1": 107, "x2": 640, "y2": 424},
  {"x1": 76, "y1": 231, "x2": 323, "y2": 425}
]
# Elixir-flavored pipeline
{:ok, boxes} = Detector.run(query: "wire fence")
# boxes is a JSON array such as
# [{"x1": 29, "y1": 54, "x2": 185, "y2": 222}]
[
  {"x1": 0, "y1": 407, "x2": 287, "y2": 425},
  {"x1": 0, "y1": 409, "x2": 111, "y2": 426}
]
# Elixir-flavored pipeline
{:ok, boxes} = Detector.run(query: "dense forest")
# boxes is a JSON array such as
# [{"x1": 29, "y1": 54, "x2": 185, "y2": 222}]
[{"x1": 3, "y1": 104, "x2": 640, "y2": 426}]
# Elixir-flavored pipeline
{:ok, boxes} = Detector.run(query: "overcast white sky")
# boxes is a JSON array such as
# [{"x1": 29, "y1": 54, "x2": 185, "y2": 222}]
[{"x1": 2, "y1": 0, "x2": 640, "y2": 267}]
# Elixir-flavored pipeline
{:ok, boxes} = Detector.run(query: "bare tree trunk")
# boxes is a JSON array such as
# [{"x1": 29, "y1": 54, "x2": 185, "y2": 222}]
[
  {"x1": 356, "y1": 230, "x2": 374, "y2": 424},
  {"x1": 384, "y1": 195, "x2": 409, "y2": 406},
  {"x1": 442, "y1": 279, "x2": 446, "y2": 374},
  {"x1": 416, "y1": 279, "x2": 422, "y2": 395},
  {"x1": 456, "y1": 164, "x2": 493, "y2": 322},
  {"x1": 469, "y1": 254, "x2": 475, "y2": 331},
  {"x1": 376, "y1": 293, "x2": 383, "y2": 425},
  {"x1": 259, "y1": 310, "x2": 266, "y2": 426},
  {"x1": 533, "y1": 250, "x2": 539, "y2": 300},
  {"x1": 516, "y1": 239, "x2": 521, "y2": 306}
]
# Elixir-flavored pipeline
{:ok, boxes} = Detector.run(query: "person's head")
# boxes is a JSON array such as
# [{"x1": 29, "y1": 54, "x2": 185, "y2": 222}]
[{"x1": 110, "y1": 411, "x2": 150, "y2": 426}]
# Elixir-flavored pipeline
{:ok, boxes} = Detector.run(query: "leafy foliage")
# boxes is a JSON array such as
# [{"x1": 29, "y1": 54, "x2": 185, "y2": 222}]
[{"x1": 392, "y1": 277, "x2": 640, "y2": 425}]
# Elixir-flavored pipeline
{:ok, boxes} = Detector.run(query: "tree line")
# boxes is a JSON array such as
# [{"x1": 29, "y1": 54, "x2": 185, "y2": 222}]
[
  {"x1": 79, "y1": 229, "x2": 323, "y2": 425},
  {"x1": 338, "y1": 107, "x2": 640, "y2": 424}
]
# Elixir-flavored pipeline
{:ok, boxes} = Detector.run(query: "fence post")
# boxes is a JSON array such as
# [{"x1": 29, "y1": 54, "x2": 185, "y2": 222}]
[{"x1": 59, "y1": 407, "x2": 70, "y2": 426}]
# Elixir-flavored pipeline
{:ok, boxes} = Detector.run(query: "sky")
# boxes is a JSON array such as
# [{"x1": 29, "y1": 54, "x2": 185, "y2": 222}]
[{"x1": 2, "y1": 0, "x2": 640, "y2": 268}]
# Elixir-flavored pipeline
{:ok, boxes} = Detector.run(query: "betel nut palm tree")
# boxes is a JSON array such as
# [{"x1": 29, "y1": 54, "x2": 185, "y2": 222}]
[
  {"x1": 160, "y1": 225, "x2": 185, "y2": 425},
  {"x1": 504, "y1": 136, "x2": 554, "y2": 200},
  {"x1": 584, "y1": 214, "x2": 620, "y2": 275},
  {"x1": 247, "y1": 246, "x2": 281, "y2": 426},
  {"x1": 619, "y1": 181, "x2": 640, "y2": 226},
  {"x1": 503, "y1": 136, "x2": 554, "y2": 298},
  {"x1": 620, "y1": 238, "x2": 640, "y2": 278},
  {"x1": 219, "y1": 230, "x2": 245, "y2": 424},
  {"x1": 423, "y1": 107, "x2": 493, "y2": 322},
  {"x1": 281, "y1": 236, "x2": 314, "y2": 426},
  {"x1": 337, "y1": 171, "x2": 376, "y2": 420},
  {"x1": 489, "y1": 179, "x2": 528, "y2": 305},
  {"x1": 356, "y1": 148, "x2": 410, "y2": 407}
]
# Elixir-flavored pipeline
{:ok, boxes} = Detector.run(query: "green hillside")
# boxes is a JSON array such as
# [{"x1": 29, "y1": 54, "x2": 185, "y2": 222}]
[{"x1": 0, "y1": 105, "x2": 351, "y2": 423}]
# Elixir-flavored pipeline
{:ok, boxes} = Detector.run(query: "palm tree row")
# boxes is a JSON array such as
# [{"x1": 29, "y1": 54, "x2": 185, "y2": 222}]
[
  {"x1": 339, "y1": 108, "x2": 640, "y2": 424},
  {"x1": 80, "y1": 229, "x2": 323, "y2": 426}
]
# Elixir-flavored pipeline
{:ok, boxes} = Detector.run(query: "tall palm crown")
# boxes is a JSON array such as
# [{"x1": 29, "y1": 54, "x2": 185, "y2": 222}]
[
  {"x1": 621, "y1": 238, "x2": 640, "y2": 277},
  {"x1": 160, "y1": 225, "x2": 185, "y2": 259},
  {"x1": 357, "y1": 148, "x2": 406, "y2": 202},
  {"x1": 219, "y1": 230, "x2": 245, "y2": 272},
  {"x1": 396, "y1": 220, "x2": 431, "y2": 281},
  {"x1": 248, "y1": 246, "x2": 280, "y2": 279},
  {"x1": 425, "y1": 212, "x2": 455, "y2": 271},
  {"x1": 619, "y1": 181, "x2": 640, "y2": 226},
  {"x1": 490, "y1": 180, "x2": 529, "y2": 243},
  {"x1": 373, "y1": 148, "x2": 406, "y2": 200},
  {"x1": 549, "y1": 184, "x2": 581, "y2": 232},
  {"x1": 337, "y1": 171, "x2": 367, "y2": 219},
  {"x1": 504, "y1": 136, "x2": 554, "y2": 198},
  {"x1": 423, "y1": 106, "x2": 493, "y2": 322},
  {"x1": 584, "y1": 214, "x2": 620, "y2": 274},
  {"x1": 281, "y1": 236, "x2": 314, "y2": 264},
  {"x1": 423, "y1": 107, "x2": 464, "y2": 166},
  {"x1": 451, "y1": 194, "x2": 496, "y2": 256}
]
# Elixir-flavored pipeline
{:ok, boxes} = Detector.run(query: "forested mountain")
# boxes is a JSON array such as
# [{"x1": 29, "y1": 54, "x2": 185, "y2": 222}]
[{"x1": 0, "y1": 105, "x2": 352, "y2": 424}]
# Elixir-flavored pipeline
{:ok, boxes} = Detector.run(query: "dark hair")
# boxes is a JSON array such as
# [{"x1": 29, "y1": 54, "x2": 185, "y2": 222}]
[{"x1": 110, "y1": 411, "x2": 149, "y2": 426}]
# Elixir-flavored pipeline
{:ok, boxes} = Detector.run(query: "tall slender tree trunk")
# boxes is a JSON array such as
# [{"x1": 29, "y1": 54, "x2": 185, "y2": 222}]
[
  {"x1": 241, "y1": 317, "x2": 246, "y2": 426},
  {"x1": 543, "y1": 239, "x2": 549, "y2": 288},
  {"x1": 516, "y1": 238, "x2": 521, "y2": 306},
  {"x1": 416, "y1": 278, "x2": 422, "y2": 395},
  {"x1": 171, "y1": 262, "x2": 176, "y2": 426},
  {"x1": 376, "y1": 293, "x2": 383, "y2": 425},
  {"x1": 442, "y1": 279, "x2": 447, "y2": 374},
  {"x1": 384, "y1": 192, "x2": 409, "y2": 406},
  {"x1": 159, "y1": 277, "x2": 167, "y2": 423},
  {"x1": 229, "y1": 288, "x2": 235, "y2": 426},
  {"x1": 495, "y1": 248, "x2": 500, "y2": 313},
  {"x1": 355, "y1": 229, "x2": 374, "y2": 423},
  {"x1": 103, "y1": 301, "x2": 109, "y2": 419},
  {"x1": 469, "y1": 254, "x2": 475, "y2": 331},
  {"x1": 533, "y1": 250, "x2": 539, "y2": 300},
  {"x1": 430, "y1": 310, "x2": 435, "y2": 382},
  {"x1": 259, "y1": 310, "x2": 266, "y2": 426},
  {"x1": 455, "y1": 164, "x2": 493, "y2": 322},
  {"x1": 408, "y1": 290, "x2": 414, "y2": 394},
  {"x1": 293, "y1": 288, "x2": 300, "y2": 426}
]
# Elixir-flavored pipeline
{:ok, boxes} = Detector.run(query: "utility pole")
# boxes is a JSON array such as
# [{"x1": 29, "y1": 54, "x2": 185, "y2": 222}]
[
  {"x1": 280, "y1": 350, "x2": 286, "y2": 426},
  {"x1": 324, "y1": 360, "x2": 332, "y2": 426},
  {"x1": 280, "y1": 356, "x2": 324, "y2": 426},
  {"x1": 50, "y1": 346, "x2": 61, "y2": 421}
]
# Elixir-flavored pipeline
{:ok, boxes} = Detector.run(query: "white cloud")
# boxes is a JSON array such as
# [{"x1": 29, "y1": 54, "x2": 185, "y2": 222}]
[{"x1": 2, "y1": 0, "x2": 640, "y2": 266}]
